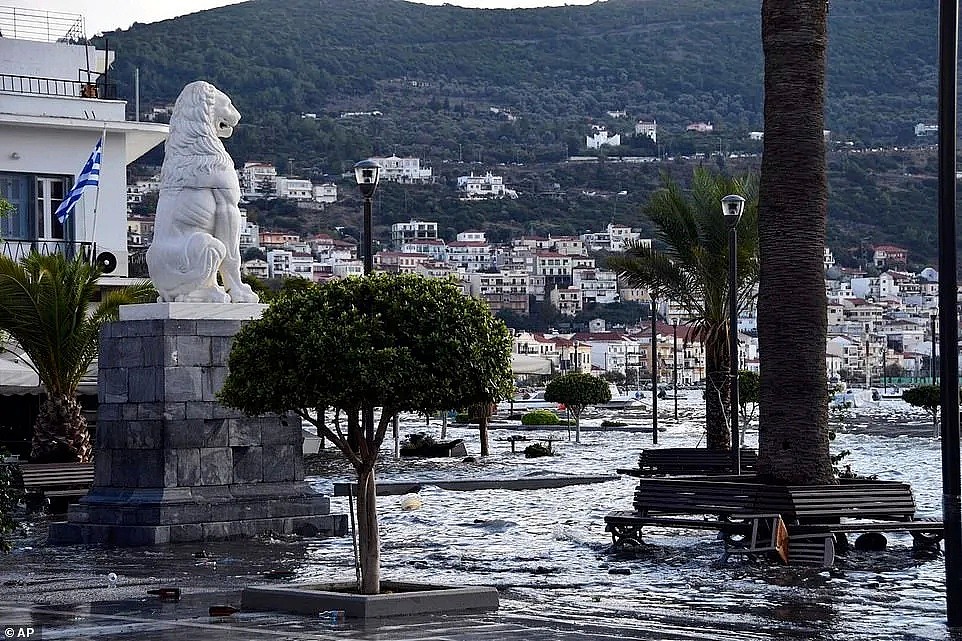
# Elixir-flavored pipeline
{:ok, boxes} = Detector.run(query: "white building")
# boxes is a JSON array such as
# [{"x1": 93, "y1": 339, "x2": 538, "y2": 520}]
[
  {"x1": 573, "y1": 267, "x2": 619, "y2": 305},
  {"x1": 313, "y1": 183, "x2": 337, "y2": 204},
  {"x1": 468, "y1": 269, "x2": 529, "y2": 314},
  {"x1": 586, "y1": 126, "x2": 621, "y2": 149},
  {"x1": 238, "y1": 210, "x2": 260, "y2": 250},
  {"x1": 275, "y1": 177, "x2": 313, "y2": 201},
  {"x1": 446, "y1": 240, "x2": 495, "y2": 271},
  {"x1": 369, "y1": 155, "x2": 433, "y2": 183},
  {"x1": 634, "y1": 120, "x2": 657, "y2": 143},
  {"x1": 457, "y1": 173, "x2": 517, "y2": 200},
  {"x1": 0, "y1": 22, "x2": 168, "y2": 280},
  {"x1": 239, "y1": 162, "x2": 277, "y2": 199},
  {"x1": 392, "y1": 219, "x2": 439, "y2": 246}
]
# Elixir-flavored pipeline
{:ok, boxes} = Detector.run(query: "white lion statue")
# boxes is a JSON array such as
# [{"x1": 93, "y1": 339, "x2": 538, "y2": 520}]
[{"x1": 146, "y1": 81, "x2": 259, "y2": 303}]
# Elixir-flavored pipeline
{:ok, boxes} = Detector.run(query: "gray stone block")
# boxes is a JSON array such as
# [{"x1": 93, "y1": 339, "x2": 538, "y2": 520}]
[
  {"x1": 211, "y1": 403, "x2": 240, "y2": 419},
  {"x1": 162, "y1": 319, "x2": 198, "y2": 336},
  {"x1": 210, "y1": 336, "x2": 234, "y2": 365},
  {"x1": 262, "y1": 419, "x2": 299, "y2": 445},
  {"x1": 202, "y1": 366, "x2": 228, "y2": 401},
  {"x1": 196, "y1": 319, "x2": 244, "y2": 337},
  {"x1": 199, "y1": 447, "x2": 232, "y2": 485},
  {"x1": 124, "y1": 319, "x2": 164, "y2": 337},
  {"x1": 100, "y1": 368, "x2": 129, "y2": 404},
  {"x1": 94, "y1": 452, "x2": 111, "y2": 487},
  {"x1": 137, "y1": 450, "x2": 164, "y2": 487},
  {"x1": 122, "y1": 404, "x2": 140, "y2": 420},
  {"x1": 164, "y1": 449, "x2": 178, "y2": 487},
  {"x1": 126, "y1": 420, "x2": 163, "y2": 449},
  {"x1": 232, "y1": 446, "x2": 263, "y2": 483},
  {"x1": 174, "y1": 335, "x2": 212, "y2": 366},
  {"x1": 185, "y1": 402, "x2": 214, "y2": 420},
  {"x1": 163, "y1": 402, "x2": 187, "y2": 421},
  {"x1": 202, "y1": 419, "x2": 229, "y2": 447},
  {"x1": 128, "y1": 367, "x2": 159, "y2": 403},
  {"x1": 230, "y1": 419, "x2": 261, "y2": 446},
  {"x1": 164, "y1": 419, "x2": 205, "y2": 448},
  {"x1": 98, "y1": 403, "x2": 121, "y2": 421},
  {"x1": 97, "y1": 421, "x2": 126, "y2": 449},
  {"x1": 177, "y1": 448, "x2": 201, "y2": 486},
  {"x1": 262, "y1": 445, "x2": 296, "y2": 482},
  {"x1": 137, "y1": 402, "x2": 165, "y2": 420},
  {"x1": 163, "y1": 366, "x2": 202, "y2": 402},
  {"x1": 169, "y1": 523, "x2": 203, "y2": 543},
  {"x1": 141, "y1": 337, "x2": 165, "y2": 367}
]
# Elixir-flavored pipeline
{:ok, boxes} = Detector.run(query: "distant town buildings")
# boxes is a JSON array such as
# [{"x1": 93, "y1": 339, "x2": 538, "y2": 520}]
[
  {"x1": 634, "y1": 120, "x2": 657, "y2": 143},
  {"x1": 586, "y1": 125, "x2": 621, "y2": 149},
  {"x1": 369, "y1": 155, "x2": 433, "y2": 184},
  {"x1": 457, "y1": 172, "x2": 518, "y2": 200}
]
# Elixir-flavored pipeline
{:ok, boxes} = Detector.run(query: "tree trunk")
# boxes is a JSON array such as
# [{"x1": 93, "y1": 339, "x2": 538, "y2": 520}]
[
  {"x1": 574, "y1": 409, "x2": 581, "y2": 444},
  {"x1": 757, "y1": 0, "x2": 834, "y2": 485},
  {"x1": 703, "y1": 327, "x2": 731, "y2": 450},
  {"x1": 478, "y1": 413, "x2": 489, "y2": 456},
  {"x1": 355, "y1": 465, "x2": 380, "y2": 594},
  {"x1": 31, "y1": 394, "x2": 90, "y2": 463}
]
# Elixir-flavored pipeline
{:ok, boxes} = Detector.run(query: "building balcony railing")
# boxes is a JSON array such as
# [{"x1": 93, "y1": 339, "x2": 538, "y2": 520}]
[
  {"x1": 0, "y1": 72, "x2": 118, "y2": 100},
  {"x1": 1, "y1": 239, "x2": 96, "y2": 264}
]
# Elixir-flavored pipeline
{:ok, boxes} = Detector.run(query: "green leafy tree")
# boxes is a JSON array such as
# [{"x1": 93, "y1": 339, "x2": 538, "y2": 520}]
[
  {"x1": 219, "y1": 273, "x2": 513, "y2": 594},
  {"x1": 756, "y1": 0, "x2": 834, "y2": 484},
  {"x1": 544, "y1": 372, "x2": 611, "y2": 443},
  {"x1": 607, "y1": 168, "x2": 758, "y2": 450},
  {"x1": 0, "y1": 253, "x2": 155, "y2": 462},
  {"x1": 902, "y1": 385, "x2": 943, "y2": 435}
]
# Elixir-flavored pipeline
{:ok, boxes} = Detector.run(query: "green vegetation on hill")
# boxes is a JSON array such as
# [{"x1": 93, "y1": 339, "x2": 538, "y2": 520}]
[{"x1": 102, "y1": 0, "x2": 944, "y2": 266}]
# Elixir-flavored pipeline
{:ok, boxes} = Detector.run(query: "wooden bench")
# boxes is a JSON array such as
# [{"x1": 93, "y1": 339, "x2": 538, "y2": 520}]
[
  {"x1": 605, "y1": 476, "x2": 943, "y2": 566},
  {"x1": 616, "y1": 448, "x2": 758, "y2": 477},
  {"x1": 15, "y1": 462, "x2": 95, "y2": 512}
]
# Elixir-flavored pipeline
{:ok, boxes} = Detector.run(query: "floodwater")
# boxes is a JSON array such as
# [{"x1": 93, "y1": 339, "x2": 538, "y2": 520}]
[{"x1": 3, "y1": 391, "x2": 960, "y2": 640}]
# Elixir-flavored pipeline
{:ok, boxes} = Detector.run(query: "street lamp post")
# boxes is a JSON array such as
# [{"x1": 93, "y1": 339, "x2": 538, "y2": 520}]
[
  {"x1": 354, "y1": 159, "x2": 381, "y2": 443},
  {"x1": 937, "y1": 0, "x2": 962, "y2": 625},
  {"x1": 721, "y1": 194, "x2": 745, "y2": 474},
  {"x1": 672, "y1": 318, "x2": 679, "y2": 421},
  {"x1": 651, "y1": 296, "x2": 658, "y2": 445}
]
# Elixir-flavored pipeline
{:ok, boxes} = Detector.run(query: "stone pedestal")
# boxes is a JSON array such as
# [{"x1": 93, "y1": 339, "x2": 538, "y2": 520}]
[{"x1": 49, "y1": 303, "x2": 347, "y2": 546}]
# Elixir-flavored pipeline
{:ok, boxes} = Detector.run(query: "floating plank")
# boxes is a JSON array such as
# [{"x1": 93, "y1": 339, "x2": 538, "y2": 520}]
[{"x1": 333, "y1": 475, "x2": 619, "y2": 496}]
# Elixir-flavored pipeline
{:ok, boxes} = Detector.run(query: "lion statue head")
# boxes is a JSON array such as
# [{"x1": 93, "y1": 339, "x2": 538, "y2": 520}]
[{"x1": 160, "y1": 81, "x2": 241, "y2": 189}]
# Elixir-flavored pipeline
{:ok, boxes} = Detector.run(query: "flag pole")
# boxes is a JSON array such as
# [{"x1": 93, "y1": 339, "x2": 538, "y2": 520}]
[{"x1": 89, "y1": 125, "x2": 106, "y2": 257}]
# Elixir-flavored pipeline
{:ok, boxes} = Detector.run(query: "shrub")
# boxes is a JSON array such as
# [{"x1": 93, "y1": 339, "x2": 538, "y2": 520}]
[
  {"x1": 601, "y1": 420, "x2": 627, "y2": 428},
  {"x1": 522, "y1": 410, "x2": 560, "y2": 425},
  {"x1": 524, "y1": 442, "x2": 554, "y2": 458},
  {"x1": 0, "y1": 451, "x2": 22, "y2": 552}
]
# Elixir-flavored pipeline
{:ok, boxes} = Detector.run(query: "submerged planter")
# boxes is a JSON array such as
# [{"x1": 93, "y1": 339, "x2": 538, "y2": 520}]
[{"x1": 241, "y1": 581, "x2": 499, "y2": 618}]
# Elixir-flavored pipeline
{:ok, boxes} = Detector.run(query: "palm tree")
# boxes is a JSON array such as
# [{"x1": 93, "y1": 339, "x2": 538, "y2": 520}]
[
  {"x1": 0, "y1": 252, "x2": 154, "y2": 462},
  {"x1": 608, "y1": 168, "x2": 758, "y2": 449},
  {"x1": 756, "y1": 0, "x2": 834, "y2": 484}
]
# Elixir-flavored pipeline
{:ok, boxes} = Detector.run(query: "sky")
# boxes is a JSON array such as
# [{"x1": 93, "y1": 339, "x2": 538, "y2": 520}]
[{"x1": 13, "y1": 0, "x2": 605, "y2": 39}]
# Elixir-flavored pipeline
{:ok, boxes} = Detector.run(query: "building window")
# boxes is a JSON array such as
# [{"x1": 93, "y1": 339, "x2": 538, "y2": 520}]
[{"x1": 0, "y1": 172, "x2": 73, "y2": 241}]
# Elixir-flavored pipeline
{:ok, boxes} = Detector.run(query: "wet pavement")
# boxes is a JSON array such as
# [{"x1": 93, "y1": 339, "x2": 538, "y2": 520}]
[{"x1": 3, "y1": 394, "x2": 962, "y2": 640}]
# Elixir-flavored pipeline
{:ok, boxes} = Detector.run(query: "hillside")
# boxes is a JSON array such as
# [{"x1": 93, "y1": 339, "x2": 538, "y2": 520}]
[{"x1": 103, "y1": 0, "x2": 943, "y2": 266}]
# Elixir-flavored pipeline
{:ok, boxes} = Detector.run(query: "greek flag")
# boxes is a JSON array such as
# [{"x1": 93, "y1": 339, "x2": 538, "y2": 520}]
[{"x1": 55, "y1": 136, "x2": 102, "y2": 224}]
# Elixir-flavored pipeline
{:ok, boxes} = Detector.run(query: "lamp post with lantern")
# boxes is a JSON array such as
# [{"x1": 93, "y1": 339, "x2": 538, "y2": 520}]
[
  {"x1": 354, "y1": 159, "x2": 381, "y2": 443},
  {"x1": 721, "y1": 194, "x2": 745, "y2": 474}
]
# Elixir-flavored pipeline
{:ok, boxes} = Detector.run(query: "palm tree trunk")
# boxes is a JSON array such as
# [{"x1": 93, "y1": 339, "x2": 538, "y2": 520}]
[
  {"x1": 355, "y1": 465, "x2": 380, "y2": 594},
  {"x1": 704, "y1": 330, "x2": 731, "y2": 450},
  {"x1": 31, "y1": 395, "x2": 91, "y2": 463},
  {"x1": 757, "y1": 0, "x2": 834, "y2": 485}
]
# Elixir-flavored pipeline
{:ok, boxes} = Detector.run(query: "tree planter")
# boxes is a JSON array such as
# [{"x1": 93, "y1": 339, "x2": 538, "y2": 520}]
[{"x1": 241, "y1": 581, "x2": 499, "y2": 618}]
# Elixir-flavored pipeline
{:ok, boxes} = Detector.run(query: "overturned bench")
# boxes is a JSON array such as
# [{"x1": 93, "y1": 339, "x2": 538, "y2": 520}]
[
  {"x1": 605, "y1": 475, "x2": 943, "y2": 566},
  {"x1": 616, "y1": 448, "x2": 758, "y2": 478}
]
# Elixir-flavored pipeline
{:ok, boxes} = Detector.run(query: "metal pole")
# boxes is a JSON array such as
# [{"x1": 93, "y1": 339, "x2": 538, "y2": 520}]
[
  {"x1": 728, "y1": 225, "x2": 740, "y2": 474},
  {"x1": 651, "y1": 297, "x2": 658, "y2": 445},
  {"x1": 363, "y1": 196, "x2": 374, "y2": 442},
  {"x1": 673, "y1": 321, "x2": 679, "y2": 421},
  {"x1": 931, "y1": 313, "x2": 938, "y2": 385},
  {"x1": 938, "y1": 0, "x2": 962, "y2": 626},
  {"x1": 363, "y1": 196, "x2": 374, "y2": 276}
]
